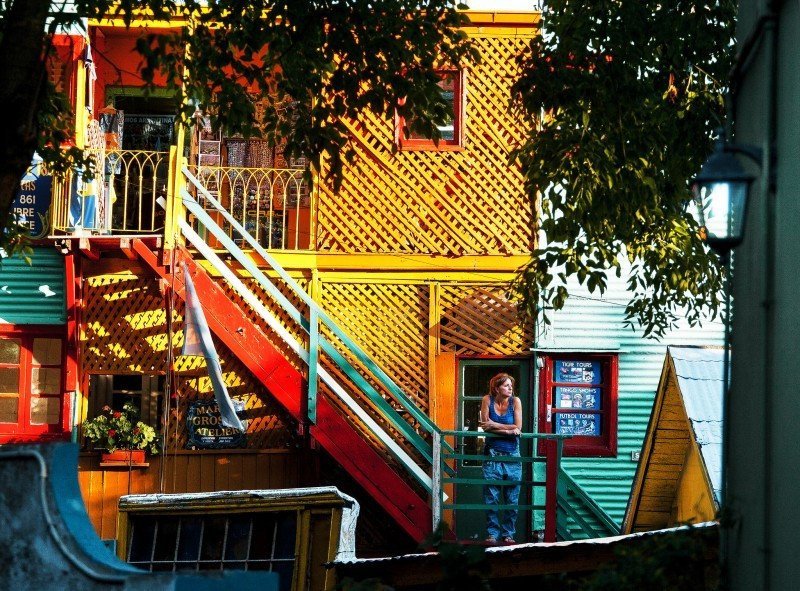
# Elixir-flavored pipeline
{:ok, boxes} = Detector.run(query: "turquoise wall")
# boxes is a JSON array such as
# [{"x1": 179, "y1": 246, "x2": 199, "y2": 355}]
[{"x1": 535, "y1": 260, "x2": 724, "y2": 529}]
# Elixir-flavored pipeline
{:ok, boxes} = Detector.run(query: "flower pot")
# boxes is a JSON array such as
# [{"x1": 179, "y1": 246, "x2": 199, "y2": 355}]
[{"x1": 100, "y1": 449, "x2": 146, "y2": 464}]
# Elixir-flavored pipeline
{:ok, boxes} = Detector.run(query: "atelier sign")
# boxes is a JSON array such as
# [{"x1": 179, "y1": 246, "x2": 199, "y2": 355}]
[{"x1": 186, "y1": 399, "x2": 247, "y2": 450}]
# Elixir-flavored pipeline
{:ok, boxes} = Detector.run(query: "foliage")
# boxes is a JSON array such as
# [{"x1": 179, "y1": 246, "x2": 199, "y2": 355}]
[
  {"x1": 546, "y1": 525, "x2": 718, "y2": 591},
  {"x1": 75, "y1": 0, "x2": 477, "y2": 185},
  {"x1": 510, "y1": 0, "x2": 736, "y2": 337},
  {"x1": 422, "y1": 523, "x2": 491, "y2": 591},
  {"x1": 83, "y1": 402, "x2": 160, "y2": 454}
]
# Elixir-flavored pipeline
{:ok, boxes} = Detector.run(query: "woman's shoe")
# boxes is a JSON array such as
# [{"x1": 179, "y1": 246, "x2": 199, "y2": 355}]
[
  {"x1": 501, "y1": 536, "x2": 515, "y2": 544},
  {"x1": 485, "y1": 536, "x2": 497, "y2": 543}
]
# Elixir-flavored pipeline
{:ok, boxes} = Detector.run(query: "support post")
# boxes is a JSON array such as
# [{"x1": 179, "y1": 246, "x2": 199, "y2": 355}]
[
  {"x1": 544, "y1": 438, "x2": 559, "y2": 542},
  {"x1": 432, "y1": 430, "x2": 442, "y2": 533}
]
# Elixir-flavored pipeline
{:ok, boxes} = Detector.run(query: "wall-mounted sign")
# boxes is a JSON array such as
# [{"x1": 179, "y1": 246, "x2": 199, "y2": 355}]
[
  {"x1": 556, "y1": 386, "x2": 602, "y2": 410},
  {"x1": 554, "y1": 360, "x2": 601, "y2": 384},
  {"x1": 186, "y1": 399, "x2": 247, "y2": 450},
  {"x1": 14, "y1": 167, "x2": 52, "y2": 239},
  {"x1": 554, "y1": 412, "x2": 601, "y2": 436}
]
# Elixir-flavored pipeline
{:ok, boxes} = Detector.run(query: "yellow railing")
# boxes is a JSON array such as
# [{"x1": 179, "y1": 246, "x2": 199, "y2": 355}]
[
  {"x1": 51, "y1": 150, "x2": 169, "y2": 235},
  {"x1": 187, "y1": 165, "x2": 312, "y2": 250}
]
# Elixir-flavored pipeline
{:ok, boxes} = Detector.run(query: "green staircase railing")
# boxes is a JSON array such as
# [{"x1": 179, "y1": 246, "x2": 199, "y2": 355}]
[{"x1": 556, "y1": 467, "x2": 620, "y2": 540}]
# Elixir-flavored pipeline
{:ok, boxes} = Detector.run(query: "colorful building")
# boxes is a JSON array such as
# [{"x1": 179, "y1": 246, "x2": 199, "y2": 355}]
[{"x1": 2, "y1": 7, "x2": 724, "y2": 560}]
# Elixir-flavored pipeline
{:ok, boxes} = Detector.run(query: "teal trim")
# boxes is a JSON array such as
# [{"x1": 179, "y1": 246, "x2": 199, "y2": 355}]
[
  {"x1": 0, "y1": 247, "x2": 65, "y2": 325},
  {"x1": 556, "y1": 467, "x2": 619, "y2": 539},
  {"x1": 307, "y1": 306, "x2": 318, "y2": 424}
]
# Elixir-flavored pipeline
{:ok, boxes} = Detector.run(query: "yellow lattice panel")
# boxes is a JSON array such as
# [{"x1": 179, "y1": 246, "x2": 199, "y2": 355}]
[
  {"x1": 320, "y1": 281, "x2": 430, "y2": 413},
  {"x1": 439, "y1": 283, "x2": 533, "y2": 355},
  {"x1": 316, "y1": 32, "x2": 535, "y2": 255},
  {"x1": 82, "y1": 267, "x2": 297, "y2": 449}
]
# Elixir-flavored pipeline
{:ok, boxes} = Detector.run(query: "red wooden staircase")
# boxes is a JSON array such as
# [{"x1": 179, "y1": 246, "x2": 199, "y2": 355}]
[{"x1": 132, "y1": 240, "x2": 432, "y2": 541}]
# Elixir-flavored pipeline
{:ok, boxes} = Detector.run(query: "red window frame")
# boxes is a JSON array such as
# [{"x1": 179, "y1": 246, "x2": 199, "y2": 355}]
[
  {"x1": 396, "y1": 69, "x2": 465, "y2": 151},
  {"x1": 537, "y1": 353, "x2": 618, "y2": 457},
  {"x1": 0, "y1": 325, "x2": 69, "y2": 443}
]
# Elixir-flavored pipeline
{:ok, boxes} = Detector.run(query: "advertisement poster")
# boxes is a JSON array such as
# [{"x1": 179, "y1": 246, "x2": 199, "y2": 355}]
[
  {"x1": 554, "y1": 360, "x2": 602, "y2": 384},
  {"x1": 556, "y1": 386, "x2": 602, "y2": 410},
  {"x1": 554, "y1": 412, "x2": 601, "y2": 436}
]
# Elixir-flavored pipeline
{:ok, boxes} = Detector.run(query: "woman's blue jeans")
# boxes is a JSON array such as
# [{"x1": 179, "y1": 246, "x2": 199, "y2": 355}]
[{"x1": 483, "y1": 447, "x2": 522, "y2": 539}]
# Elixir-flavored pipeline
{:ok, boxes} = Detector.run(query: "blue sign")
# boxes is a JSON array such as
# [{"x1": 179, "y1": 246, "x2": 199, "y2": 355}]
[
  {"x1": 14, "y1": 167, "x2": 52, "y2": 239},
  {"x1": 186, "y1": 399, "x2": 247, "y2": 450},
  {"x1": 555, "y1": 412, "x2": 601, "y2": 436},
  {"x1": 554, "y1": 360, "x2": 602, "y2": 384},
  {"x1": 556, "y1": 386, "x2": 602, "y2": 410}
]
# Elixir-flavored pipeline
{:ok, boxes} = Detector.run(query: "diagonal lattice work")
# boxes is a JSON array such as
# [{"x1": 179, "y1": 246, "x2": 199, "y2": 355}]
[
  {"x1": 439, "y1": 283, "x2": 534, "y2": 356},
  {"x1": 315, "y1": 32, "x2": 535, "y2": 255},
  {"x1": 81, "y1": 267, "x2": 297, "y2": 449},
  {"x1": 320, "y1": 282, "x2": 430, "y2": 413}
]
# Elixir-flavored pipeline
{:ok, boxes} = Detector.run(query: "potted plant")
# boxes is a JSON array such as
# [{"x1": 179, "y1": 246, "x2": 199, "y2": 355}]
[{"x1": 83, "y1": 402, "x2": 159, "y2": 464}]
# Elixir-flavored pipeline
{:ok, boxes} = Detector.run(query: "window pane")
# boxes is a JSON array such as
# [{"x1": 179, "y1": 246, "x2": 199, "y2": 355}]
[
  {"x1": 200, "y1": 517, "x2": 226, "y2": 561},
  {"x1": 32, "y1": 338, "x2": 61, "y2": 366},
  {"x1": 0, "y1": 395, "x2": 18, "y2": 423},
  {"x1": 0, "y1": 339, "x2": 20, "y2": 364},
  {"x1": 274, "y1": 513, "x2": 297, "y2": 559},
  {"x1": 113, "y1": 374, "x2": 144, "y2": 391},
  {"x1": 273, "y1": 561, "x2": 295, "y2": 591},
  {"x1": 0, "y1": 368, "x2": 19, "y2": 393},
  {"x1": 129, "y1": 517, "x2": 157, "y2": 564},
  {"x1": 31, "y1": 367, "x2": 60, "y2": 395},
  {"x1": 224, "y1": 516, "x2": 252, "y2": 561},
  {"x1": 177, "y1": 517, "x2": 203, "y2": 563},
  {"x1": 153, "y1": 517, "x2": 179, "y2": 563},
  {"x1": 408, "y1": 72, "x2": 457, "y2": 142},
  {"x1": 30, "y1": 396, "x2": 60, "y2": 425}
]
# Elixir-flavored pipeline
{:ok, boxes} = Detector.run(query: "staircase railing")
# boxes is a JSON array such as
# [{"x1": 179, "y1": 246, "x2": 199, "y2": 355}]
[
  {"x1": 556, "y1": 467, "x2": 619, "y2": 540},
  {"x1": 179, "y1": 166, "x2": 450, "y2": 493}
]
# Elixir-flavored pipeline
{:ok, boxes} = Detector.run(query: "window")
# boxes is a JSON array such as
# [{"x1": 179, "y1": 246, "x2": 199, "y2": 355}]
[
  {"x1": 126, "y1": 511, "x2": 297, "y2": 590},
  {"x1": 537, "y1": 353, "x2": 618, "y2": 457},
  {"x1": 88, "y1": 374, "x2": 164, "y2": 427},
  {"x1": 0, "y1": 327, "x2": 67, "y2": 441},
  {"x1": 396, "y1": 69, "x2": 465, "y2": 150}
]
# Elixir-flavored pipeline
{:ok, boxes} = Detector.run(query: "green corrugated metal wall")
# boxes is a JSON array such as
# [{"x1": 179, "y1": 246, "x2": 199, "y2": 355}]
[
  {"x1": 0, "y1": 247, "x2": 65, "y2": 324},
  {"x1": 537, "y1": 261, "x2": 724, "y2": 532}
]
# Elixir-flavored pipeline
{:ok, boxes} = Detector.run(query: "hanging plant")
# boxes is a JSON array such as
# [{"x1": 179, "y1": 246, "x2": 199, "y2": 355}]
[{"x1": 83, "y1": 402, "x2": 160, "y2": 454}]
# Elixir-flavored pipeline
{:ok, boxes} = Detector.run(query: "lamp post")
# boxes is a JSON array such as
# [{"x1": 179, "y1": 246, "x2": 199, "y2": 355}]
[{"x1": 690, "y1": 130, "x2": 761, "y2": 511}]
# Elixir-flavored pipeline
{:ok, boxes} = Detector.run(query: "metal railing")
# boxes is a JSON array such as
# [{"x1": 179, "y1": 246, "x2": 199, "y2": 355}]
[
  {"x1": 556, "y1": 467, "x2": 620, "y2": 540},
  {"x1": 187, "y1": 165, "x2": 311, "y2": 250},
  {"x1": 51, "y1": 150, "x2": 169, "y2": 234},
  {"x1": 432, "y1": 431, "x2": 569, "y2": 542}
]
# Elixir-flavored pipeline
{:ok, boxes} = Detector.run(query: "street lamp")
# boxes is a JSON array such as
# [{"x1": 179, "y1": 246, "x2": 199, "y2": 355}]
[
  {"x1": 691, "y1": 132, "x2": 761, "y2": 257},
  {"x1": 689, "y1": 130, "x2": 762, "y2": 513}
]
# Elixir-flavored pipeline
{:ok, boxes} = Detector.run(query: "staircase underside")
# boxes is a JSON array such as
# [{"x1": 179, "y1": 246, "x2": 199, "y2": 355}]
[{"x1": 133, "y1": 240, "x2": 431, "y2": 541}]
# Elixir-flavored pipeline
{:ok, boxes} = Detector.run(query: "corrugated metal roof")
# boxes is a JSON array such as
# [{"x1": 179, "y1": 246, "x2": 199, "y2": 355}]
[
  {"x1": 0, "y1": 247, "x2": 65, "y2": 325},
  {"x1": 669, "y1": 345, "x2": 724, "y2": 502}
]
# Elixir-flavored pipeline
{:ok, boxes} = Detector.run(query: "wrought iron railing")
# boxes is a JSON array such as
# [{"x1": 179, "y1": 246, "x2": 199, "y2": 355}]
[
  {"x1": 432, "y1": 431, "x2": 568, "y2": 543},
  {"x1": 50, "y1": 150, "x2": 169, "y2": 234},
  {"x1": 187, "y1": 165, "x2": 311, "y2": 250}
]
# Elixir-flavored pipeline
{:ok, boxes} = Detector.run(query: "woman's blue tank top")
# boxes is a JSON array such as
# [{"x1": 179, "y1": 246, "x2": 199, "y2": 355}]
[{"x1": 486, "y1": 395, "x2": 518, "y2": 453}]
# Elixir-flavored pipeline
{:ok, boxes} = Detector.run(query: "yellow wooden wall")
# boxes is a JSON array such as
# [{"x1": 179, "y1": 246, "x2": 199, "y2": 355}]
[
  {"x1": 78, "y1": 449, "x2": 316, "y2": 540},
  {"x1": 671, "y1": 443, "x2": 716, "y2": 525},
  {"x1": 316, "y1": 28, "x2": 537, "y2": 255}
]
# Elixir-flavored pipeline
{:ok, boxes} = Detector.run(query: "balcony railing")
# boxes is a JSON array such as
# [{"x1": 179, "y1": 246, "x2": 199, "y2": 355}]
[
  {"x1": 432, "y1": 431, "x2": 568, "y2": 543},
  {"x1": 51, "y1": 150, "x2": 169, "y2": 235},
  {"x1": 187, "y1": 165, "x2": 311, "y2": 251}
]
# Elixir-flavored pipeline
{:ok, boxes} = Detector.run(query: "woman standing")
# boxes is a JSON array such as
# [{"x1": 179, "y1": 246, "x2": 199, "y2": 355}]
[{"x1": 479, "y1": 372, "x2": 522, "y2": 544}]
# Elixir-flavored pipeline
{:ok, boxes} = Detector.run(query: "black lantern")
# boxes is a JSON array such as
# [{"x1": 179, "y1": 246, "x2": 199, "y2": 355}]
[{"x1": 691, "y1": 133, "x2": 761, "y2": 255}]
